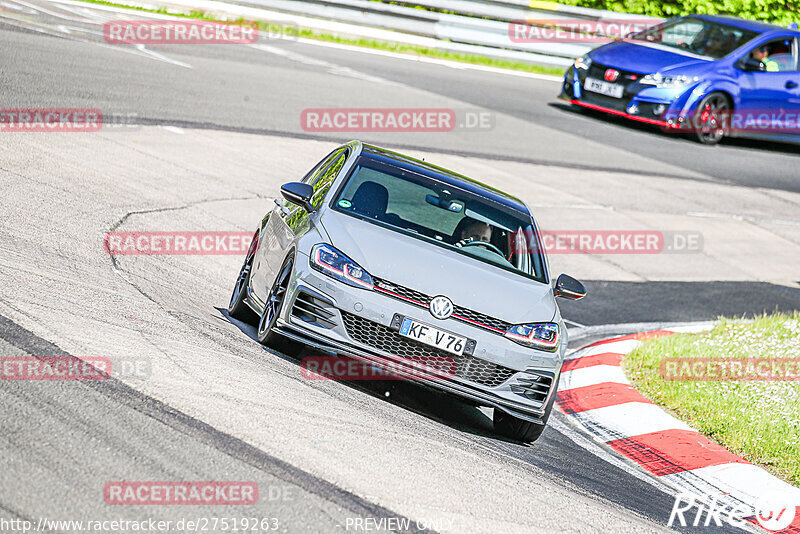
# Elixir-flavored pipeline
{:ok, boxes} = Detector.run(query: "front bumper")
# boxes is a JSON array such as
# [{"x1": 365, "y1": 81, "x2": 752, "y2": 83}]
[
  {"x1": 275, "y1": 252, "x2": 563, "y2": 424},
  {"x1": 560, "y1": 64, "x2": 702, "y2": 130}
]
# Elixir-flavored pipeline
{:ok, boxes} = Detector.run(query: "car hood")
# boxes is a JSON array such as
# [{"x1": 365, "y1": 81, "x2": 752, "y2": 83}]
[
  {"x1": 590, "y1": 40, "x2": 711, "y2": 74},
  {"x1": 319, "y1": 212, "x2": 556, "y2": 325}
]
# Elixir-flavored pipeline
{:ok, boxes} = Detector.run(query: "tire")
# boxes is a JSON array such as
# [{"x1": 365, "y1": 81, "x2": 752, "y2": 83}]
[
  {"x1": 692, "y1": 92, "x2": 731, "y2": 145},
  {"x1": 228, "y1": 257, "x2": 258, "y2": 325},
  {"x1": 256, "y1": 254, "x2": 301, "y2": 354},
  {"x1": 493, "y1": 391, "x2": 556, "y2": 443}
]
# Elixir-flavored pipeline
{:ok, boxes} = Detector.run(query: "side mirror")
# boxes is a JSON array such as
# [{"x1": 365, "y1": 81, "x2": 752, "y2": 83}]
[
  {"x1": 553, "y1": 274, "x2": 586, "y2": 300},
  {"x1": 281, "y1": 182, "x2": 314, "y2": 213},
  {"x1": 738, "y1": 56, "x2": 765, "y2": 72}
]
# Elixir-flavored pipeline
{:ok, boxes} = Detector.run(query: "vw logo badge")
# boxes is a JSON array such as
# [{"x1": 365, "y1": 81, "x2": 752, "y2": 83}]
[{"x1": 429, "y1": 295, "x2": 453, "y2": 320}]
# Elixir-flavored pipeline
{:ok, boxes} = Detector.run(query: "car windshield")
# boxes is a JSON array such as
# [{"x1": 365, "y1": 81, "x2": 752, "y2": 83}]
[
  {"x1": 629, "y1": 17, "x2": 758, "y2": 59},
  {"x1": 331, "y1": 158, "x2": 547, "y2": 283}
]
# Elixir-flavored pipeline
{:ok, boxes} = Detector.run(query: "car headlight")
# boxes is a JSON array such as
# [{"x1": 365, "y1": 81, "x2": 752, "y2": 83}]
[
  {"x1": 640, "y1": 74, "x2": 700, "y2": 88},
  {"x1": 574, "y1": 56, "x2": 592, "y2": 70},
  {"x1": 310, "y1": 244, "x2": 374, "y2": 290},
  {"x1": 504, "y1": 323, "x2": 559, "y2": 352}
]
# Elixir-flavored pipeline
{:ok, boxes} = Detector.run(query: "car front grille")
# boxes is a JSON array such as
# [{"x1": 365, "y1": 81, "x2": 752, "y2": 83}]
[
  {"x1": 588, "y1": 62, "x2": 642, "y2": 83},
  {"x1": 341, "y1": 312, "x2": 516, "y2": 388},
  {"x1": 375, "y1": 278, "x2": 433, "y2": 306},
  {"x1": 372, "y1": 277, "x2": 512, "y2": 334},
  {"x1": 580, "y1": 62, "x2": 642, "y2": 112}
]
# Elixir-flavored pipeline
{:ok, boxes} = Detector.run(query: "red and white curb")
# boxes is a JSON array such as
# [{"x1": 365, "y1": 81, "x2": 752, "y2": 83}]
[{"x1": 558, "y1": 326, "x2": 800, "y2": 533}]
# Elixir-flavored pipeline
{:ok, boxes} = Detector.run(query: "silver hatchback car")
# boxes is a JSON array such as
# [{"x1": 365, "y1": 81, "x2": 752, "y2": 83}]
[{"x1": 228, "y1": 141, "x2": 586, "y2": 443}]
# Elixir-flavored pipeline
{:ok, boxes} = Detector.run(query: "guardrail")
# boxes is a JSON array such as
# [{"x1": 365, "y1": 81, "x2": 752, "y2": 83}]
[
  {"x1": 106, "y1": 0, "x2": 662, "y2": 66},
  {"x1": 237, "y1": 0, "x2": 662, "y2": 66}
]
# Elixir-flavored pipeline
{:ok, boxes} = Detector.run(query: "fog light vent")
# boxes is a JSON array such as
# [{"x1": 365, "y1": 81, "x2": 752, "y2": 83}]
[
  {"x1": 291, "y1": 290, "x2": 336, "y2": 329},
  {"x1": 509, "y1": 373, "x2": 553, "y2": 404}
]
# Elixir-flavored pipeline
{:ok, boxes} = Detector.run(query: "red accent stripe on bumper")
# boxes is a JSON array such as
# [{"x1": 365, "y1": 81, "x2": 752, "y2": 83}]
[
  {"x1": 450, "y1": 313, "x2": 505, "y2": 334},
  {"x1": 375, "y1": 286, "x2": 424, "y2": 307}
]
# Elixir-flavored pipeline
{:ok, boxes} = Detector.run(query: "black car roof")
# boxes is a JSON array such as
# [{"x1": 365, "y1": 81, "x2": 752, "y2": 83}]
[{"x1": 358, "y1": 144, "x2": 530, "y2": 214}]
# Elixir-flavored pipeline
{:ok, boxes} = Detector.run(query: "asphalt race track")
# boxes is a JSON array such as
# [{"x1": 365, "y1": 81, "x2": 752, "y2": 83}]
[{"x1": 1, "y1": 1, "x2": 799, "y2": 532}]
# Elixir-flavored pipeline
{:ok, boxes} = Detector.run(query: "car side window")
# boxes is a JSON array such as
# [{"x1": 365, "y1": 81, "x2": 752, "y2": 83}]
[
  {"x1": 747, "y1": 38, "x2": 797, "y2": 72},
  {"x1": 300, "y1": 148, "x2": 344, "y2": 185},
  {"x1": 310, "y1": 150, "x2": 348, "y2": 209},
  {"x1": 284, "y1": 147, "x2": 347, "y2": 211}
]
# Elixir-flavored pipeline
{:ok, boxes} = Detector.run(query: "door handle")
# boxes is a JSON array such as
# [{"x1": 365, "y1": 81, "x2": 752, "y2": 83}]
[{"x1": 786, "y1": 81, "x2": 798, "y2": 89}]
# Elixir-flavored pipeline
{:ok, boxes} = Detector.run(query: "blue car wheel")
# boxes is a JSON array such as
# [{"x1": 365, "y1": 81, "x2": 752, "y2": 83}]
[{"x1": 693, "y1": 92, "x2": 732, "y2": 145}]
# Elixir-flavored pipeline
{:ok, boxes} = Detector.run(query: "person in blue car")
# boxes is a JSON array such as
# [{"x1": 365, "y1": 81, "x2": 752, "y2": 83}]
[
  {"x1": 751, "y1": 44, "x2": 780, "y2": 71},
  {"x1": 559, "y1": 14, "x2": 800, "y2": 145}
]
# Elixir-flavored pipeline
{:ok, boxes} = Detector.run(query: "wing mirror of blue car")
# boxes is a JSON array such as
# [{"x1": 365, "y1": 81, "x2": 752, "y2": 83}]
[
  {"x1": 737, "y1": 57, "x2": 765, "y2": 72},
  {"x1": 553, "y1": 274, "x2": 587, "y2": 301},
  {"x1": 280, "y1": 182, "x2": 314, "y2": 213}
]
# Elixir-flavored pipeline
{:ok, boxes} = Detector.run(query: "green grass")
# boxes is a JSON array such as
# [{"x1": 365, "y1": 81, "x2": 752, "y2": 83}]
[
  {"x1": 77, "y1": 0, "x2": 566, "y2": 76},
  {"x1": 623, "y1": 313, "x2": 800, "y2": 486}
]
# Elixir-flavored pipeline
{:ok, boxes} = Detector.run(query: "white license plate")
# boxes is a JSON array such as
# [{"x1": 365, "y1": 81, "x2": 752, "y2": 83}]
[
  {"x1": 399, "y1": 318, "x2": 467, "y2": 356},
  {"x1": 584, "y1": 77, "x2": 624, "y2": 98}
]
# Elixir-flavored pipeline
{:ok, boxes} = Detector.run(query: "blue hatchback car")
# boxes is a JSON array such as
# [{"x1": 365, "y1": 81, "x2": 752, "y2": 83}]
[{"x1": 560, "y1": 15, "x2": 800, "y2": 144}]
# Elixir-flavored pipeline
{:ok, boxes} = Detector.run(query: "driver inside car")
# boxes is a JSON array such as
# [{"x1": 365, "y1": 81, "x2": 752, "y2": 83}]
[
  {"x1": 751, "y1": 44, "x2": 780, "y2": 71},
  {"x1": 456, "y1": 219, "x2": 493, "y2": 249}
]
